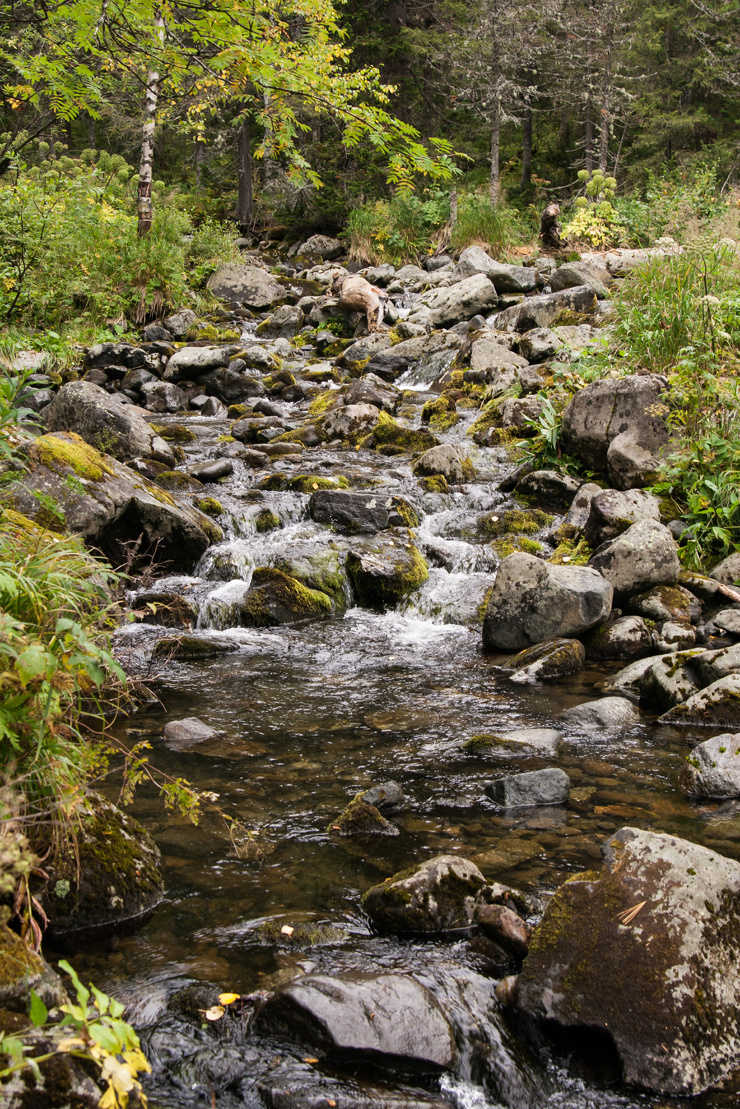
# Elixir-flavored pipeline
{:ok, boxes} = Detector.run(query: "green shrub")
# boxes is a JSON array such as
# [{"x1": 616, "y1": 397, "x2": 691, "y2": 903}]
[{"x1": 450, "y1": 194, "x2": 531, "y2": 257}]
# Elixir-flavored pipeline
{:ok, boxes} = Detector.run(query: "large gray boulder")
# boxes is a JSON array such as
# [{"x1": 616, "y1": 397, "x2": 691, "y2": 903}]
[
  {"x1": 482, "y1": 553, "x2": 613, "y2": 651},
  {"x1": 583, "y1": 488, "x2": 662, "y2": 547},
  {"x1": 495, "y1": 286, "x2": 597, "y2": 332},
  {"x1": 455, "y1": 246, "x2": 537, "y2": 293},
  {"x1": 711, "y1": 553, "x2": 740, "y2": 586},
  {"x1": 43, "y1": 380, "x2": 174, "y2": 465},
  {"x1": 347, "y1": 532, "x2": 428, "y2": 608},
  {"x1": 309, "y1": 490, "x2": 416, "y2": 534},
  {"x1": 515, "y1": 826, "x2": 740, "y2": 1094},
  {"x1": 207, "y1": 263, "x2": 285, "y2": 309},
  {"x1": 411, "y1": 273, "x2": 498, "y2": 326},
  {"x1": 517, "y1": 327, "x2": 563, "y2": 363},
  {"x1": 362, "y1": 855, "x2": 486, "y2": 933},
  {"x1": 299, "y1": 234, "x2": 343, "y2": 259},
  {"x1": 163, "y1": 345, "x2": 231, "y2": 382},
  {"x1": 588, "y1": 520, "x2": 680, "y2": 598},
  {"x1": 9, "y1": 432, "x2": 217, "y2": 570},
  {"x1": 162, "y1": 307, "x2": 197, "y2": 337},
  {"x1": 256, "y1": 972, "x2": 457, "y2": 1070},
  {"x1": 550, "y1": 260, "x2": 612, "y2": 297},
  {"x1": 584, "y1": 615, "x2": 653, "y2": 661},
  {"x1": 469, "y1": 335, "x2": 528, "y2": 383},
  {"x1": 320, "y1": 402, "x2": 381, "y2": 441},
  {"x1": 485, "y1": 768, "x2": 570, "y2": 807},
  {"x1": 344, "y1": 373, "x2": 399, "y2": 413},
  {"x1": 560, "y1": 696, "x2": 641, "y2": 728},
  {"x1": 693, "y1": 644, "x2": 740, "y2": 686},
  {"x1": 679, "y1": 732, "x2": 740, "y2": 798},
  {"x1": 413, "y1": 444, "x2": 475, "y2": 482},
  {"x1": 659, "y1": 673, "x2": 740, "y2": 726},
  {"x1": 560, "y1": 375, "x2": 669, "y2": 487}
]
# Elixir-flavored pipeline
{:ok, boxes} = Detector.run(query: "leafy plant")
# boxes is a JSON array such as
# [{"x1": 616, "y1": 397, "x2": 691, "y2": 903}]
[
  {"x1": 563, "y1": 170, "x2": 624, "y2": 248},
  {"x1": 515, "y1": 397, "x2": 584, "y2": 475}
]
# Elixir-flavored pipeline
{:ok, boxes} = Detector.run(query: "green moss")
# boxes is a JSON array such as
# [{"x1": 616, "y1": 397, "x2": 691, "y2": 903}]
[
  {"x1": 421, "y1": 395, "x2": 457, "y2": 425},
  {"x1": 155, "y1": 470, "x2": 204, "y2": 492},
  {"x1": 227, "y1": 404, "x2": 253, "y2": 419},
  {"x1": 328, "y1": 795, "x2": 398, "y2": 836},
  {"x1": 0, "y1": 924, "x2": 47, "y2": 991},
  {"x1": 479, "y1": 508, "x2": 553, "y2": 538},
  {"x1": 150, "y1": 423, "x2": 197, "y2": 444},
  {"x1": 254, "y1": 921, "x2": 348, "y2": 946},
  {"x1": 197, "y1": 515, "x2": 223, "y2": 544},
  {"x1": 362, "y1": 410, "x2": 439, "y2": 454},
  {"x1": 308, "y1": 390, "x2": 340, "y2": 417},
  {"x1": 193, "y1": 323, "x2": 239, "y2": 341},
  {"x1": 394, "y1": 499, "x2": 420, "y2": 528},
  {"x1": 264, "y1": 368, "x2": 296, "y2": 389},
  {"x1": 347, "y1": 541, "x2": 429, "y2": 608},
  {"x1": 259, "y1": 473, "x2": 287, "y2": 490},
  {"x1": 152, "y1": 635, "x2": 239, "y2": 659},
  {"x1": 491, "y1": 535, "x2": 543, "y2": 558},
  {"x1": 287, "y1": 474, "x2": 348, "y2": 493},
  {"x1": 255, "y1": 508, "x2": 281, "y2": 532},
  {"x1": 550, "y1": 536, "x2": 593, "y2": 565},
  {"x1": 32, "y1": 433, "x2": 114, "y2": 482},
  {"x1": 241, "y1": 567, "x2": 332, "y2": 626},
  {"x1": 193, "y1": 496, "x2": 224, "y2": 517},
  {"x1": 419, "y1": 474, "x2": 449, "y2": 494}
]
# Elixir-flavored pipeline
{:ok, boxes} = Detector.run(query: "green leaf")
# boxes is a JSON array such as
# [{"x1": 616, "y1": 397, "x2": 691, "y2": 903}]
[{"x1": 29, "y1": 990, "x2": 48, "y2": 1028}]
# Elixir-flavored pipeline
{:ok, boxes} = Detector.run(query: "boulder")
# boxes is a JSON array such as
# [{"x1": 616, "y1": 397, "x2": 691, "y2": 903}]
[
  {"x1": 309, "y1": 490, "x2": 418, "y2": 534},
  {"x1": 347, "y1": 533, "x2": 428, "y2": 608},
  {"x1": 41, "y1": 793, "x2": 163, "y2": 937},
  {"x1": 584, "y1": 616, "x2": 653, "y2": 661},
  {"x1": 654, "y1": 620, "x2": 696, "y2": 652},
  {"x1": 456, "y1": 246, "x2": 537, "y2": 293},
  {"x1": 559, "y1": 375, "x2": 669, "y2": 486},
  {"x1": 475, "y1": 903, "x2": 531, "y2": 958},
  {"x1": 517, "y1": 327, "x2": 563, "y2": 363},
  {"x1": 515, "y1": 469, "x2": 582, "y2": 512},
  {"x1": 197, "y1": 366, "x2": 265, "y2": 403},
  {"x1": 163, "y1": 717, "x2": 217, "y2": 751},
  {"x1": 583, "y1": 489, "x2": 661, "y2": 547},
  {"x1": 256, "y1": 973, "x2": 457, "y2": 1070},
  {"x1": 627, "y1": 584, "x2": 701, "y2": 625},
  {"x1": 340, "y1": 332, "x2": 393, "y2": 369},
  {"x1": 469, "y1": 336, "x2": 528, "y2": 387},
  {"x1": 140, "y1": 380, "x2": 186, "y2": 413},
  {"x1": 0, "y1": 924, "x2": 68, "y2": 1013},
  {"x1": 482, "y1": 553, "x2": 613, "y2": 651},
  {"x1": 495, "y1": 286, "x2": 597, "y2": 332},
  {"x1": 601, "y1": 654, "x2": 661, "y2": 700},
  {"x1": 360, "y1": 781, "x2": 407, "y2": 812},
  {"x1": 560, "y1": 696, "x2": 641, "y2": 728},
  {"x1": 299, "y1": 234, "x2": 343, "y2": 259},
  {"x1": 362, "y1": 855, "x2": 486, "y2": 933},
  {"x1": 485, "y1": 768, "x2": 570, "y2": 807},
  {"x1": 241, "y1": 567, "x2": 332, "y2": 626},
  {"x1": 163, "y1": 308, "x2": 197, "y2": 337},
  {"x1": 505, "y1": 638, "x2": 585, "y2": 683},
  {"x1": 43, "y1": 381, "x2": 174, "y2": 464},
  {"x1": 588, "y1": 521, "x2": 680, "y2": 598},
  {"x1": 411, "y1": 274, "x2": 498, "y2": 327},
  {"x1": 713, "y1": 608, "x2": 740, "y2": 636},
  {"x1": 163, "y1": 345, "x2": 230, "y2": 382},
  {"x1": 500, "y1": 397, "x2": 543, "y2": 430},
  {"x1": 465, "y1": 728, "x2": 562, "y2": 758},
  {"x1": 320, "y1": 402, "x2": 381, "y2": 442},
  {"x1": 272, "y1": 541, "x2": 349, "y2": 610},
  {"x1": 679, "y1": 732, "x2": 740, "y2": 798},
  {"x1": 607, "y1": 427, "x2": 665, "y2": 489},
  {"x1": 557, "y1": 481, "x2": 602, "y2": 537},
  {"x1": 550, "y1": 260, "x2": 612, "y2": 297},
  {"x1": 207, "y1": 263, "x2": 285, "y2": 309},
  {"x1": 659, "y1": 673, "x2": 740, "y2": 726},
  {"x1": 188, "y1": 458, "x2": 233, "y2": 482},
  {"x1": 694, "y1": 644, "x2": 740, "y2": 686},
  {"x1": 84, "y1": 342, "x2": 150, "y2": 371},
  {"x1": 711, "y1": 553, "x2": 740, "y2": 586},
  {"x1": 515, "y1": 826, "x2": 740, "y2": 1094},
  {"x1": 413, "y1": 444, "x2": 475, "y2": 483},
  {"x1": 344, "y1": 373, "x2": 399, "y2": 413},
  {"x1": 8, "y1": 433, "x2": 217, "y2": 570},
  {"x1": 329, "y1": 796, "x2": 399, "y2": 836}
]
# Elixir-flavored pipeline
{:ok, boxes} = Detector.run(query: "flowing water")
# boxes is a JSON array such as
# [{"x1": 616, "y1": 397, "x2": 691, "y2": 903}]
[{"x1": 57, "y1": 318, "x2": 740, "y2": 1109}]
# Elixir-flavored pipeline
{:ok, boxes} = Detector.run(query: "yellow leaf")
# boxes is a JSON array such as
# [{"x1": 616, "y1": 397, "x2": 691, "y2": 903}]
[
  {"x1": 58, "y1": 1037, "x2": 87, "y2": 1052},
  {"x1": 218, "y1": 992, "x2": 241, "y2": 1006},
  {"x1": 280, "y1": 925, "x2": 295, "y2": 936},
  {"x1": 98, "y1": 1086, "x2": 118, "y2": 1109}
]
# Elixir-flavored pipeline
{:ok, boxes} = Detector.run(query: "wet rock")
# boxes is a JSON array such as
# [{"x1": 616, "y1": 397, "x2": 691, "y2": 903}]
[
  {"x1": 345, "y1": 373, "x2": 400, "y2": 413},
  {"x1": 151, "y1": 634, "x2": 240, "y2": 660},
  {"x1": 273, "y1": 542, "x2": 349, "y2": 610},
  {"x1": 496, "y1": 286, "x2": 597, "y2": 332},
  {"x1": 328, "y1": 796, "x2": 399, "y2": 836},
  {"x1": 41, "y1": 793, "x2": 163, "y2": 937},
  {"x1": 659, "y1": 673, "x2": 740, "y2": 726},
  {"x1": 517, "y1": 327, "x2": 563, "y2": 363},
  {"x1": 198, "y1": 538, "x2": 254, "y2": 581},
  {"x1": 559, "y1": 374, "x2": 669, "y2": 486},
  {"x1": 365, "y1": 412, "x2": 440, "y2": 454},
  {"x1": 309, "y1": 489, "x2": 418, "y2": 534},
  {"x1": 514, "y1": 469, "x2": 582, "y2": 512},
  {"x1": 413, "y1": 444, "x2": 475, "y2": 483},
  {"x1": 485, "y1": 768, "x2": 570, "y2": 807},
  {"x1": 360, "y1": 781, "x2": 407, "y2": 813},
  {"x1": 713, "y1": 609, "x2": 740, "y2": 635},
  {"x1": 600, "y1": 655, "x2": 661, "y2": 699},
  {"x1": 43, "y1": 380, "x2": 174, "y2": 464},
  {"x1": 514, "y1": 826, "x2": 740, "y2": 1094},
  {"x1": 197, "y1": 365, "x2": 265, "y2": 403},
  {"x1": 505, "y1": 638, "x2": 585, "y2": 683},
  {"x1": 141, "y1": 380, "x2": 187, "y2": 413},
  {"x1": 464, "y1": 728, "x2": 562, "y2": 758},
  {"x1": 163, "y1": 716, "x2": 217, "y2": 751},
  {"x1": 347, "y1": 533, "x2": 429, "y2": 608},
  {"x1": 482, "y1": 553, "x2": 613, "y2": 651},
  {"x1": 320, "y1": 402, "x2": 381, "y2": 442},
  {"x1": 711, "y1": 553, "x2": 740, "y2": 586},
  {"x1": 561, "y1": 696, "x2": 641, "y2": 728},
  {"x1": 583, "y1": 489, "x2": 661, "y2": 547},
  {"x1": 627, "y1": 583, "x2": 701, "y2": 624},
  {"x1": 136, "y1": 590, "x2": 197, "y2": 628},
  {"x1": 475, "y1": 904, "x2": 531, "y2": 957},
  {"x1": 256, "y1": 303, "x2": 305, "y2": 337},
  {"x1": 231, "y1": 413, "x2": 286, "y2": 442},
  {"x1": 195, "y1": 395, "x2": 228, "y2": 417},
  {"x1": 362, "y1": 855, "x2": 486, "y2": 933},
  {"x1": 694, "y1": 644, "x2": 740, "y2": 685},
  {"x1": 588, "y1": 521, "x2": 680, "y2": 598},
  {"x1": 187, "y1": 458, "x2": 233, "y2": 483},
  {"x1": 163, "y1": 344, "x2": 230, "y2": 382},
  {"x1": 256, "y1": 973, "x2": 457, "y2": 1070},
  {"x1": 456, "y1": 246, "x2": 536, "y2": 293},
  {"x1": 9, "y1": 433, "x2": 217, "y2": 570},
  {"x1": 0, "y1": 924, "x2": 68, "y2": 1012},
  {"x1": 411, "y1": 274, "x2": 499, "y2": 327},
  {"x1": 679, "y1": 732, "x2": 740, "y2": 798},
  {"x1": 639, "y1": 649, "x2": 703, "y2": 708},
  {"x1": 241, "y1": 567, "x2": 332, "y2": 626},
  {"x1": 584, "y1": 615, "x2": 653, "y2": 661},
  {"x1": 207, "y1": 263, "x2": 285, "y2": 309}
]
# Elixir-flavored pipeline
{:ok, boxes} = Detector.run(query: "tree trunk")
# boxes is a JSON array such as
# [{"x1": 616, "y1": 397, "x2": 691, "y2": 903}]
[
  {"x1": 87, "y1": 115, "x2": 96, "y2": 149},
  {"x1": 584, "y1": 94, "x2": 595, "y2": 171},
  {"x1": 521, "y1": 103, "x2": 533, "y2": 188},
  {"x1": 237, "y1": 116, "x2": 253, "y2": 229},
  {"x1": 137, "y1": 11, "x2": 164, "y2": 238},
  {"x1": 262, "y1": 88, "x2": 280, "y2": 191},
  {"x1": 599, "y1": 106, "x2": 610, "y2": 173},
  {"x1": 489, "y1": 98, "x2": 500, "y2": 204},
  {"x1": 449, "y1": 190, "x2": 458, "y2": 229},
  {"x1": 194, "y1": 140, "x2": 205, "y2": 188}
]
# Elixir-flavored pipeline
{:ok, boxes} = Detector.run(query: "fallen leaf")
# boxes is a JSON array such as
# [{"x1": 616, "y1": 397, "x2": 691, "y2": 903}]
[
  {"x1": 219, "y1": 992, "x2": 241, "y2": 1006},
  {"x1": 204, "y1": 1005, "x2": 225, "y2": 1021},
  {"x1": 280, "y1": 925, "x2": 295, "y2": 936},
  {"x1": 616, "y1": 900, "x2": 647, "y2": 925},
  {"x1": 303, "y1": 1057, "x2": 319, "y2": 1064}
]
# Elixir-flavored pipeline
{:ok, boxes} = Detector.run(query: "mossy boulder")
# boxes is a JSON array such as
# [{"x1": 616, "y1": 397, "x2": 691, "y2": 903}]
[
  {"x1": 155, "y1": 469, "x2": 204, "y2": 492},
  {"x1": 328, "y1": 796, "x2": 399, "y2": 836},
  {"x1": 515, "y1": 827, "x2": 740, "y2": 1095},
  {"x1": 0, "y1": 926, "x2": 68, "y2": 1013},
  {"x1": 152, "y1": 635, "x2": 240, "y2": 660},
  {"x1": 418, "y1": 474, "x2": 449, "y2": 494},
  {"x1": 478, "y1": 508, "x2": 553, "y2": 538},
  {"x1": 193, "y1": 496, "x2": 224, "y2": 517},
  {"x1": 41, "y1": 794, "x2": 163, "y2": 938},
  {"x1": 287, "y1": 474, "x2": 348, "y2": 494},
  {"x1": 659, "y1": 673, "x2": 740, "y2": 726},
  {"x1": 503, "y1": 638, "x2": 586, "y2": 682},
  {"x1": 44, "y1": 379, "x2": 175, "y2": 465},
  {"x1": 273, "y1": 542, "x2": 349, "y2": 611},
  {"x1": 413, "y1": 444, "x2": 475, "y2": 483},
  {"x1": 584, "y1": 615, "x2": 653, "y2": 661},
  {"x1": 254, "y1": 919, "x2": 349, "y2": 947},
  {"x1": 135, "y1": 590, "x2": 197, "y2": 628},
  {"x1": 362, "y1": 855, "x2": 486, "y2": 934},
  {"x1": 241, "y1": 568, "x2": 332, "y2": 626},
  {"x1": 362, "y1": 411, "x2": 439, "y2": 454},
  {"x1": 150, "y1": 422, "x2": 197, "y2": 444},
  {"x1": 347, "y1": 532, "x2": 429, "y2": 609},
  {"x1": 255, "y1": 508, "x2": 282, "y2": 532},
  {"x1": 309, "y1": 489, "x2": 419, "y2": 534}
]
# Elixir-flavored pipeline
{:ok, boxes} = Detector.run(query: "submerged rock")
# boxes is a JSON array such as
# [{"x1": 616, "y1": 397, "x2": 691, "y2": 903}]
[
  {"x1": 256, "y1": 972, "x2": 457, "y2": 1071},
  {"x1": 475, "y1": 903, "x2": 531, "y2": 958},
  {"x1": 515, "y1": 826, "x2": 740, "y2": 1094},
  {"x1": 152, "y1": 634, "x2": 239, "y2": 660},
  {"x1": 505, "y1": 638, "x2": 585, "y2": 683},
  {"x1": 329, "y1": 796, "x2": 399, "y2": 836},
  {"x1": 679, "y1": 732, "x2": 740, "y2": 798},
  {"x1": 362, "y1": 855, "x2": 486, "y2": 934},
  {"x1": 484, "y1": 768, "x2": 570, "y2": 808},
  {"x1": 482, "y1": 553, "x2": 613, "y2": 651},
  {"x1": 163, "y1": 716, "x2": 217, "y2": 751},
  {"x1": 463, "y1": 728, "x2": 562, "y2": 758},
  {"x1": 360, "y1": 781, "x2": 407, "y2": 813}
]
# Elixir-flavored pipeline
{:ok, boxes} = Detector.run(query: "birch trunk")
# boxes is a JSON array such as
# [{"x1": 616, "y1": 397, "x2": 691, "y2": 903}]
[{"x1": 137, "y1": 11, "x2": 164, "y2": 238}]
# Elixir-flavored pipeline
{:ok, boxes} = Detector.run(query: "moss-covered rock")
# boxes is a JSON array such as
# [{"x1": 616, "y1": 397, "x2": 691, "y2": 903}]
[
  {"x1": 150, "y1": 422, "x2": 197, "y2": 444},
  {"x1": 0, "y1": 926, "x2": 67, "y2": 1013},
  {"x1": 478, "y1": 508, "x2": 553, "y2": 538},
  {"x1": 502, "y1": 638, "x2": 586, "y2": 682},
  {"x1": 328, "y1": 796, "x2": 399, "y2": 836},
  {"x1": 307, "y1": 390, "x2": 342, "y2": 417},
  {"x1": 361, "y1": 411, "x2": 439, "y2": 454},
  {"x1": 255, "y1": 508, "x2": 282, "y2": 532},
  {"x1": 273, "y1": 542, "x2": 349, "y2": 611},
  {"x1": 193, "y1": 496, "x2": 224, "y2": 517},
  {"x1": 152, "y1": 635, "x2": 240, "y2": 660},
  {"x1": 154, "y1": 470, "x2": 204, "y2": 492},
  {"x1": 136, "y1": 590, "x2": 198, "y2": 628},
  {"x1": 361, "y1": 855, "x2": 486, "y2": 934},
  {"x1": 549, "y1": 537, "x2": 593, "y2": 565},
  {"x1": 491, "y1": 536, "x2": 544, "y2": 558},
  {"x1": 241, "y1": 567, "x2": 332, "y2": 626},
  {"x1": 287, "y1": 474, "x2": 349, "y2": 493},
  {"x1": 41, "y1": 793, "x2": 163, "y2": 938},
  {"x1": 418, "y1": 474, "x2": 450, "y2": 494},
  {"x1": 347, "y1": 532, "x2": 429, "y2": 609},
  {"x1": 253, "y1": 920, "x2": 349, "y2": 946}
]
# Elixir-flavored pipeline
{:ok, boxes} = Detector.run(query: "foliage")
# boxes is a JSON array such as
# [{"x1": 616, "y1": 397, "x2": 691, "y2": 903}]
[
  {"x1": 563, "y1": 170, "x2": 624, "y2": 248},
  {"x1": 450, "y1": 193, "x2": 531, "y2": 255},
  {"x1": 515, "y1": 397, "x2": 584, "y2": 475},
  {"x1": 0, "y1": 965, "x2": 150, "y2": 1109}
]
